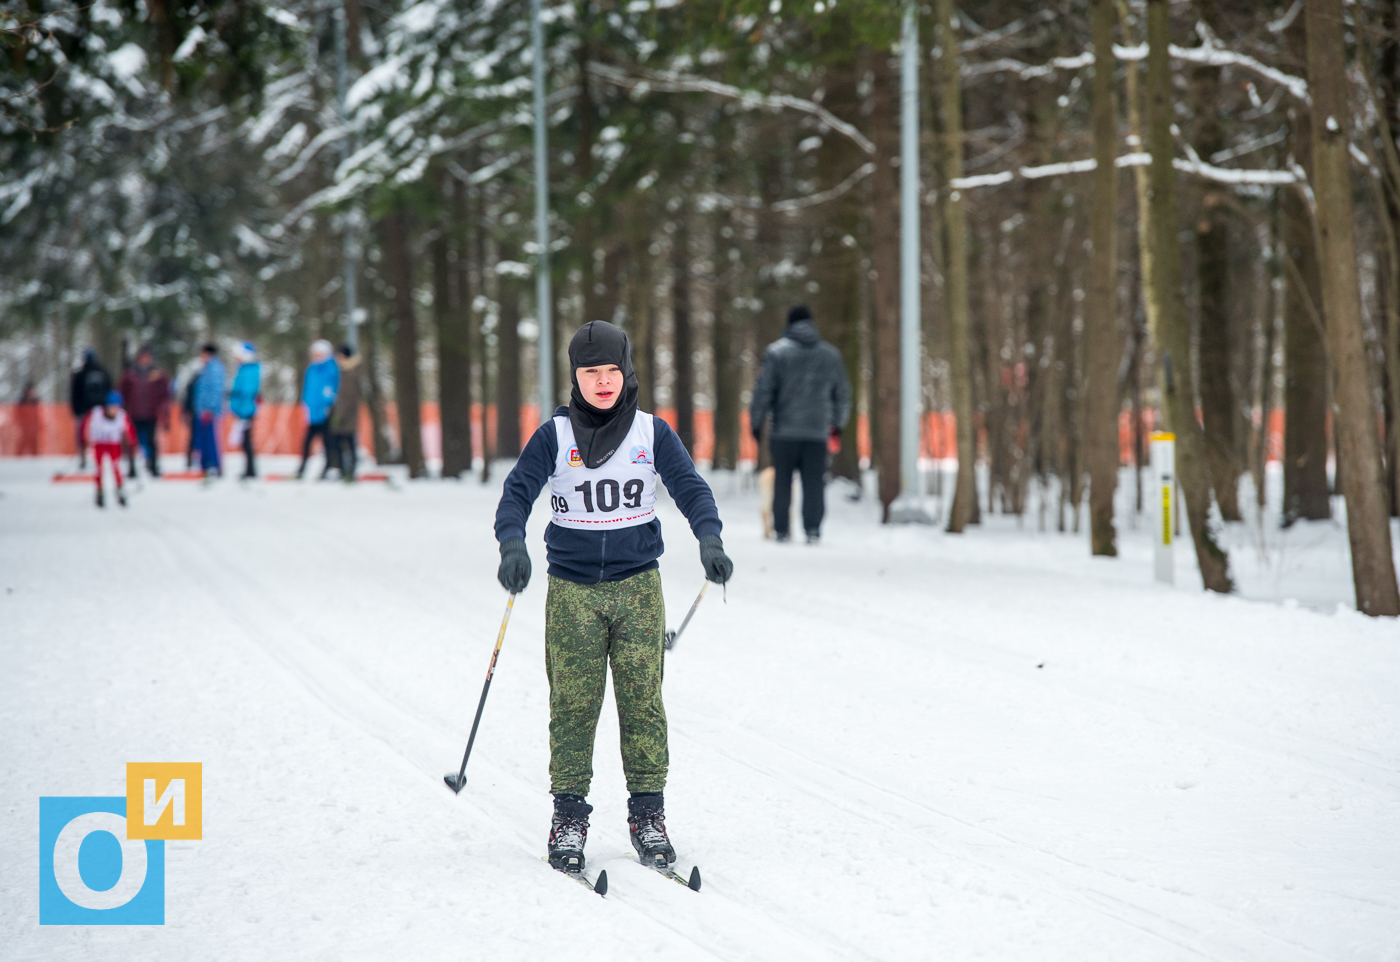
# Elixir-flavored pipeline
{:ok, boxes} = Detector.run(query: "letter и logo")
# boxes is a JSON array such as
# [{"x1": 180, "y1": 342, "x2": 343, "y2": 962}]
[
  {"x1": 39, "y1": 797, "x2": 165, "y2": 925},
  {"x1": 126, "y1": 762, "x2": 202, "y2": 840}
]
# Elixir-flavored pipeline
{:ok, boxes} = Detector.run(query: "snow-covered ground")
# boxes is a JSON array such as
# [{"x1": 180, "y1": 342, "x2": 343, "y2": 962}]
[{"x1": 2, "y1": 455, "x2": 1397, "y2": 961}]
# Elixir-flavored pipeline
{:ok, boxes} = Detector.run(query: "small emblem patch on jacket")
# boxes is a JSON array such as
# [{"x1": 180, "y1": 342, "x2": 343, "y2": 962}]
[
  {"x1": 629, "y1": 445, "x2": 652, "y2": 465},
  {"x1": 567, "y1": 446, "x2": 583, "y2": 467}
]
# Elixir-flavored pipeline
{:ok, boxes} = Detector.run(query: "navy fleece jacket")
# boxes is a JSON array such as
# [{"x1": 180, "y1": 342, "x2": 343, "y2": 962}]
[{"x1": 494, "y1": 407, "x2": 723, "y2": 585}]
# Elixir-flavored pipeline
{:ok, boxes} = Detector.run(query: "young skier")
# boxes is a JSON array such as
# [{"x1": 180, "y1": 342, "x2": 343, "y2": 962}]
[
  {"x1": 494, "y1": 320, "x2": 734, "y2": 876},
  {"x1": 83, "y1": 390, "x2": 138, "y2": 508}
]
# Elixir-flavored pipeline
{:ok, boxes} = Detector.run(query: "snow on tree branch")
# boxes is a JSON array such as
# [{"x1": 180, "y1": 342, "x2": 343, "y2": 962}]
[
  {"x1": 955, "y1": 10, "x2": 1056, "y2": 55},
  {"x1": 587, "y1": 62, "x2": 876, "y2": 156},
  {"x1": 951, "y1": 152, "x2": 1298, "y2": 192},
  {"x1": 1114, "y1": 41, "x2": 1309, "y2": 104},
  {"x1": 700, "y1": 162, "x2": 877, "y2": 214},
  {"x1": 961, "y1": 30, "x2": 1309, "y2": 106}
]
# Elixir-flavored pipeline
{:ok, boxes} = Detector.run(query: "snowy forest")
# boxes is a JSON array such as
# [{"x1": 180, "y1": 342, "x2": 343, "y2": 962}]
[{"x1": 2, "y1": 0, "x2": 1399, "y2": 614}]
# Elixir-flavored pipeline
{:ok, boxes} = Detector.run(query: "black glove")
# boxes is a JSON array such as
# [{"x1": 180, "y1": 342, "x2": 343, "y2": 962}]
[
  {"x1": 699, "y1": 534, "x2": 734, "y2": 585},
  {"x1": 497, "y1": 538, "x2": 531, "y2": 593}
]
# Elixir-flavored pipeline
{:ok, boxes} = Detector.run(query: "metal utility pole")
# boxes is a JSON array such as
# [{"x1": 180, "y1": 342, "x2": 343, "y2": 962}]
[
  {"x1": 898, "y1": 4, "x2": 926, "y2": 511},
  {"x1": 532, "y1": 0, "x2": 553, "y2": 420},
  {"x1": 335, "y1": 1, "x2": 359, "y2": 352}
]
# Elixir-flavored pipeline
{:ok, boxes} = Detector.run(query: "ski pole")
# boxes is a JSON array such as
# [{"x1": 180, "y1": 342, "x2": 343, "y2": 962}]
[
  {"x1": 664, "y1": 581, "x2": 710, "y2": 651},
  {"x1": 444, "y1": 593, "x2": 516, "y2": 794}
]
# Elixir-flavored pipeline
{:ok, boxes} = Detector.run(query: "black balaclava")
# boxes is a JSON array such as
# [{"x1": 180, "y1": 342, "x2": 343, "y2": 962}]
[{"x1": 568, "y1": 320, "x2": 639, "y2": 469}]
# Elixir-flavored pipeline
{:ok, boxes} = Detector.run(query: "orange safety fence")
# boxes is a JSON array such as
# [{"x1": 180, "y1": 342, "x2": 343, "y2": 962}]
[{"x1": 0, "y1": 402, "x2": 1290, "y2": 464}]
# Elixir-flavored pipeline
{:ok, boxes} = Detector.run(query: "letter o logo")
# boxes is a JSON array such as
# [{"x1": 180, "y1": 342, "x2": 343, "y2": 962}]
[{"x1": 51, "y1": 812, "x2": 148, "y2": 910}]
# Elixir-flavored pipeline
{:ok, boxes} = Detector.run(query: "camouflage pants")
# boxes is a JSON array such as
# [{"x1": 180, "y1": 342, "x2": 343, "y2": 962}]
[{"x1": 545, "y1": 570, "x2": 667, "y2": 796}]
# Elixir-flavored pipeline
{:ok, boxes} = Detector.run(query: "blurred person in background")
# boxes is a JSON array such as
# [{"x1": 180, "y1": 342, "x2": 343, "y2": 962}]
[
  {"x1": 328, "y1": 344, "x2": 361, "y2": 482},
  {"x1": 182, "y1": 366, "x2": 199, "y2": 469},
  {"x1": 82, "y1": 390, "x2": 137, "y2": 508},
  {"x1": 16, "y1": 383, "x2": 42, "y2": 456},
  {"x1": 748, "y1": 304, "x2": 851, "y2": 545},
  {"x1": 118, "y1": 345, "x2": 171, "y2": 478},
  {"x1": 193, "y1": 343, "x2": 226, "y2": 479},
  {"x1": 297, "y1": 339, "x2": 340, "y2": 480},
  {"x1": 229, "y1": 341, "x2": 262, "y2": 479},
  {"x1": 69, "y1": 349, "x2": 112, "y2": 469}
]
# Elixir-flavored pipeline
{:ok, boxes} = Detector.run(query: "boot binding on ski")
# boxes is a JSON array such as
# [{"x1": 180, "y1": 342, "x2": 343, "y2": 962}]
[
  {"x1": 627, "y1": 793, "x2": 676, "y2": 867},
  {"x1": 547, "y1": 795, "x2": 592, "y2": 874}
]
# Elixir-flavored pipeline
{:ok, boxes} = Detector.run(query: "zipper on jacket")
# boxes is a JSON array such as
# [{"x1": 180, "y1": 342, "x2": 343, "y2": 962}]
[{"x1": 599, "y1": 531, "x2": 607, "y2": 581}]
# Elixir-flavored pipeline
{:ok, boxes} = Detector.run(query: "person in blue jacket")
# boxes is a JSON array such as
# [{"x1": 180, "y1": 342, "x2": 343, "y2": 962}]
[
  {"x1": 192, "y1": 343, "x2": 226, "y2": 478},
  {"x1": 494, "y1": 319, "x2": 734, "y2": 878},
  {"x1": 297, "y1": 339, "x2": 340, "y2": 479},
  {"x1": 229, "y1": 341, "x2": 261, "y2": 479}
]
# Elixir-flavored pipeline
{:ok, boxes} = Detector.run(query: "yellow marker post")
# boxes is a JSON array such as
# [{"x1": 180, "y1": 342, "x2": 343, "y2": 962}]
[{"x1": 1150, "y1": 432, "x2": 1175, "y2": 584}]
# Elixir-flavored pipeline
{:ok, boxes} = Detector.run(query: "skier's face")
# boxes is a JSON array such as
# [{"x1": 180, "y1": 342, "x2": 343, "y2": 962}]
[{"x1": 576, "y1": 365, "x2": 623, "y2": 409}]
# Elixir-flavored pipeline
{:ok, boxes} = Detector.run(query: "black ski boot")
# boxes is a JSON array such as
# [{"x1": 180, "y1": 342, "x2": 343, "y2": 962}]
[
  {"x1": 116, "y1": 487, "x2": 127, "y2": 508},
  {"x1": 627, "y1": 793, "x2": 676, "y2": 867},
  {"x1": 547, "y1": 794, "x2": 592, "y2": 874},
  {"x1": 95, "y1": 487, "x2": 105, "y2": 508}
]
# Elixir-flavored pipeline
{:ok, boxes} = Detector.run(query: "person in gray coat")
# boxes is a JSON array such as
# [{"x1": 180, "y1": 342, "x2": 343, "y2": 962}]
[{"x1": 749, "y1": 304, "x2": 852, "y2": 543}]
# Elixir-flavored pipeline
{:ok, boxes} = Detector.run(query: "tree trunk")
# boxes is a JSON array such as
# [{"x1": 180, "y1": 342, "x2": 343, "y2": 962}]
[
  {"x1": 381, "y1": 208, "x2": 427, "y2": 478},
  {"x1": 362, "y1": 300, "x2": 392, "y2": 466},
  {"x1": 1146, "y1": 0, "x2": 1232, "y2": 592},
  {"x1": 977, "y1": 230, "x2": 1009, "y2": 513},
  {"x1": 457, "y1": 165, "x2": 479, "y2": 470},
  {"x1": 1190, "y1": 4, "x2": 1241, "y2": 521},
  {"x1": 936, "y1": 0, "x2": 975, "y2": 532},
  {"x1": 600, "y1": 239, "x2": 624, "y2": 326},
  {"x1": 628, "y1": 202, "x2": 656, "y2": 412},
  {"x1": 1130, "y1": 271, "x2": 1146, "y2": 515},
  {"x1": 1015, "y1": 42, "x2": 1062, "y2": 523},
  {"x1": 1377, "y1": 0, "x2": 1400, "y2": 516},
  {"x1": 1304, "y1": 0, "x2": 1400, "y2": 615},
  {"x1": 754, "y1": 125, "x2": 786, "y2": 472},
  {"x1": 815, "y1": 41, "x2": 864, "y2": 484},
  {"x1": 575, "y1": 12, "x2": 601, "y2": 326},
  {"x1": 435, "y1": 173, "x2": 473, "y2": 479},
  {"x1": 473, "y1": 172, "x2": 493, "y2": 481},
  {"x1": 711, "y1": 210, "x2": 740, "y2": 470},
  {"x1": 496, "y1": 251, "x2": 523, "y2": 459},
  {"x1": 1053, "y1": 230, "x2": 1082, "y2": 533},
  {"x1": 1084, "y1": 0, "x2": 1122, "y2": 556},
  {"x1": 869, "y1": 45, "x2": 902, "y2": 522},
  {"x1": 1280, "y1": 28, "x2": 1331, "y2": 524},
  {"x1": 1117, "y1": 0, "x2": 1158, "y2": 389},
  {"x1": 671, "y1": 213, "x2": 695, "y2": 454}
]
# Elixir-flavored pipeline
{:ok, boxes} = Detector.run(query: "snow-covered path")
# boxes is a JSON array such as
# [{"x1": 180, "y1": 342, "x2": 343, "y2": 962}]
[{"x1": 2, "y1": 457, "x2": 1397, "y2": 960}]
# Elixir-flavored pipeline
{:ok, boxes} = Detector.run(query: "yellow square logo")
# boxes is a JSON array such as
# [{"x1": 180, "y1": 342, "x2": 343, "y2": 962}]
[{"x1": 125, "y1": 763, "x2": 202, "y2": 840}]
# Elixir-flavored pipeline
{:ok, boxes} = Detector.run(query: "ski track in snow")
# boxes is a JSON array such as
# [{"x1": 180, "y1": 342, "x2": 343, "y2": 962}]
[{"x1": 1, "y1": 456, "x2": 1397, "y2": 961}]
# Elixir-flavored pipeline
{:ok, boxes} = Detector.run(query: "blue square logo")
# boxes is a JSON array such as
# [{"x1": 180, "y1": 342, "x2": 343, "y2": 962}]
[{"x1": 39, "y1": 797, "x2": 164, "y2": 925}]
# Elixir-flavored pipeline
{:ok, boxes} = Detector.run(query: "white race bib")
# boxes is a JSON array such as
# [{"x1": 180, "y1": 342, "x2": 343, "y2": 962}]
[
  {"x1": 549, "y1": 411, "x2": 658, "y2": 529},
  {"x1": 86, "y1": 409, "x2": 129, "y2": 445}
]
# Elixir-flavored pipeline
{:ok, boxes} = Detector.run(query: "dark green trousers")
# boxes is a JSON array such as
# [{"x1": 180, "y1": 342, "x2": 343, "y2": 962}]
[{"x1": 545, "y1": 570, "x2": 667, "y2": 796}]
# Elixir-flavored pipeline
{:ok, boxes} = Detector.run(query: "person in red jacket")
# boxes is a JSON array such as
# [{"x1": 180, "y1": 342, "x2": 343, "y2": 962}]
[
  {"x1": 83, "y1": 390, "x2": 138, "y2": 508},
  {"x1": 118, "y1": 346, "x2": 171, "y2": 477}
]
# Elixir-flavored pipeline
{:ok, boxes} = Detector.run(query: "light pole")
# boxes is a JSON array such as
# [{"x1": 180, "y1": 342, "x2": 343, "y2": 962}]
[
  {"x1": 532, "y1": 0, "x2": 553, "y2": 421},
  {"x1": 895, "y1": 3, "x2": 929, "y2": 521},
  {"x1": 335, "y1": 1, "x2": 359, "y2": 353}
]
